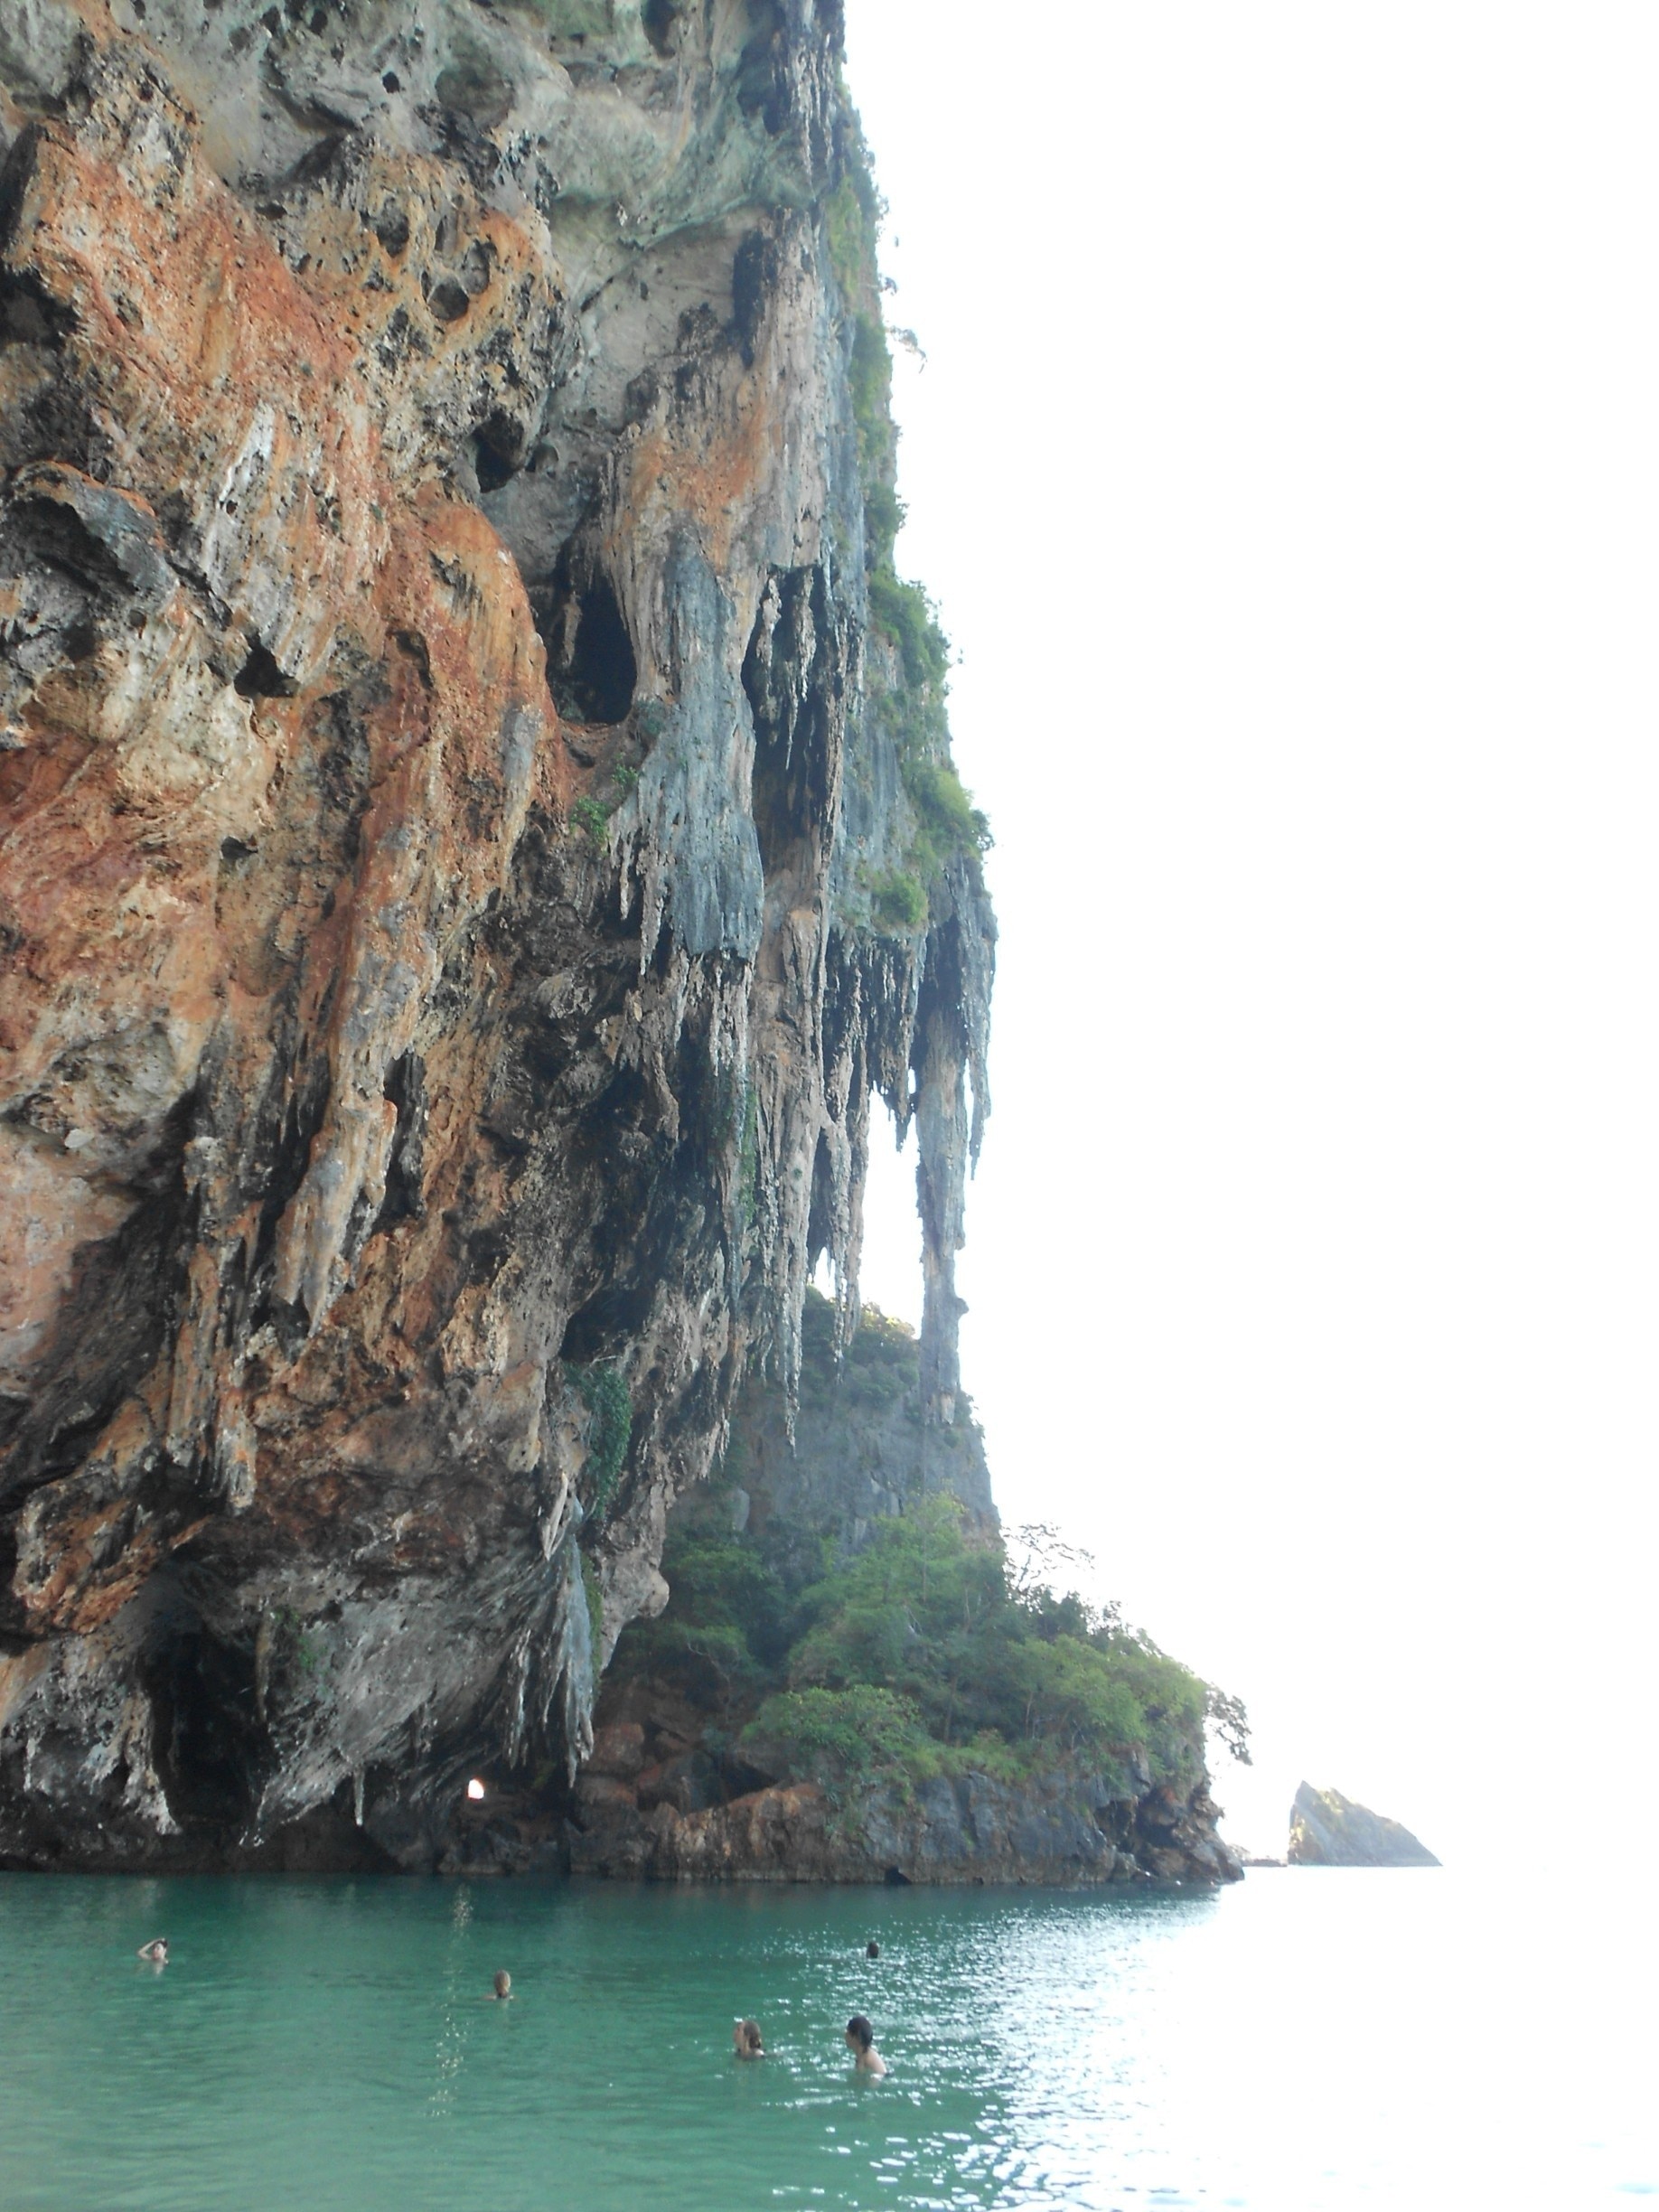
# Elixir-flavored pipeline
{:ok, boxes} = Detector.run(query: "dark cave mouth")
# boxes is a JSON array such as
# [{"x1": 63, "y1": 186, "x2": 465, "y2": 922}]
[{"x1": 537, "y1": 566, "x2": 638, "y2": 727}]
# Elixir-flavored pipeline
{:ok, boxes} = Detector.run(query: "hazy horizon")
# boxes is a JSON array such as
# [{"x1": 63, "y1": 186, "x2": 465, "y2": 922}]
[{"x1": 837, "y1": 0, "x2": 1657, "y2": 1864}]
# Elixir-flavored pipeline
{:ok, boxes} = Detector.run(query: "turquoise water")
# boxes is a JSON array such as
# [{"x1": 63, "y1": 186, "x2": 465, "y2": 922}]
[{"x1": 0, "y1": 1868, "x2": 1651, "y2": 2209}]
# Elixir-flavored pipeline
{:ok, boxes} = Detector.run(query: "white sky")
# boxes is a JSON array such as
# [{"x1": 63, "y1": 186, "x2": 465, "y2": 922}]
[{"x1": 838, "y1": 1, "x2": 1659, "y2": 1861}]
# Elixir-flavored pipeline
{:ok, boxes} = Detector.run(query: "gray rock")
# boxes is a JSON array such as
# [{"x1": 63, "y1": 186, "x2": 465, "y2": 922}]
[
  {"x1": 1287, "y1": 1782, "x2": 1440, "y2": 1867},
  {"x1": 0, "y1": 0, "x2": 994, "y2": 1873}
]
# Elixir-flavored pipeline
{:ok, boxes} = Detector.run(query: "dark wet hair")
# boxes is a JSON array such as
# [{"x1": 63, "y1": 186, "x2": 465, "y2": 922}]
[
  {"x1": 847, "y1": 2015, "x2": 874, "y2": 2051},
  {"x1": 866, "y1": 1940, "x2": 880, "y2": 1959},
  {"x1": 738, "y1": 2019, "x2": 764, "y2": 2053}
]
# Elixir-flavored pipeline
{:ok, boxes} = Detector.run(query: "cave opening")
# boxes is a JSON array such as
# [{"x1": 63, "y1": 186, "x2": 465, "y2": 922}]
[
  {"x1": 641, "y1": 0, "x2": 680, "y2": 58},
  {"x1": 472, "y1": 412, "x2": 523, "y2": 494},
  {"x1": 559, "y1": 1279, "x2": 652, "y2": 1367},
  {"x1": 534, "y1": 541, "x2": 637, "y2": 726},
  {"x1": 147, "y1": 1617, "x2": 263, "y2": 1831},
  {"x1": 234, "y1": 639, "x2": 298, "y2": 699},
  {"x1": 743, "y1": 567, "x2": 832, "y2": 879}
]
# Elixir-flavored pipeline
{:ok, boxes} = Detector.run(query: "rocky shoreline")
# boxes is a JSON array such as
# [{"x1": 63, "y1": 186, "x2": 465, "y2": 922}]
[{"x1": 567, "y1": 1720, "x2": 1239, "y2": 1889}]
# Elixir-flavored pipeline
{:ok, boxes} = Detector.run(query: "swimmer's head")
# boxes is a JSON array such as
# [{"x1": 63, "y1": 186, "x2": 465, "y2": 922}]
[
  {"x1": 734, "y1": 2019, "x2": 764, "y2": 2055},
  {"x1": 492, "y1": 1971, "x2": 511, "y2": 1999},
  {"x1": 846, "y1": 2015, "x2": 874, "y2": 2053},
  {"x1": 866, "y1": 1940, "x2": 879, "y2": 1959}
]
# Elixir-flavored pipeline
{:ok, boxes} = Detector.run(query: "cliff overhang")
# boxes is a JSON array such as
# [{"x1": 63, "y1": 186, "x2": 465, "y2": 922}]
[{"x1": 0, "y1": 0, "x2": 994, "y2": 1872}]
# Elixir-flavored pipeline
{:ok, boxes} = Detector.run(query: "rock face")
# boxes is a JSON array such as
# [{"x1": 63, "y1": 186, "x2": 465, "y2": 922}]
[
  {"x1": 1288, "y1": 1783, "x2": 1439, "y2": 1868},
  {"x1": 571, "y1": 1769, "x2": 1240, "y2": 1889},
  {"x1": 0, "y1": 1, "x2": 993, "y2": 1870},
  {"x1": 726, "y1": 1285, "x2": 996, "y2": 1555}
]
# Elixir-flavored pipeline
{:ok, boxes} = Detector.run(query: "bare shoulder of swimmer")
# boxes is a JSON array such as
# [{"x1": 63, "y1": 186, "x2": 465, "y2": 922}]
[{"x1": 733, "y1": 2019, "x2": 764, "y2": 2057}]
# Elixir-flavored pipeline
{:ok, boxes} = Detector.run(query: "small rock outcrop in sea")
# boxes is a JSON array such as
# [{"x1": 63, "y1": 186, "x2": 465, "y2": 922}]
[
  {"x1": 1287, "y1": 1783, "x2": 1439, "y2": 1868},
  {"x1": 0, "y1": 0, "x2": 992, "y2": 1872}
]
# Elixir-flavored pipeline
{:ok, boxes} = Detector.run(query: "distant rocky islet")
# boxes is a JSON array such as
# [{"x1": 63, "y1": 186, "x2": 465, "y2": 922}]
[{"x1": 1283, "y1": 1783, "x2": 1439, "y2": 1868}]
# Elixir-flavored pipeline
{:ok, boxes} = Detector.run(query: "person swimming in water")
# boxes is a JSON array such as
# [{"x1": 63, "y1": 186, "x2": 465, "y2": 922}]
[
  {"x1": 866, "y1": 1940, "x2": 880, "y2": 1959},
  {"x1": 491, "y1": 1971, "x2": 512, "y2": 2001},
  {"x1": 845, "y1": 2015, "x2": 886, "y2": 2076},
  {"x1": 136, "y1": 1938, "x2": 169, "y2": 1964},
  {"x1": 732, "y1": 2019, "x2": 764, "y2": 2058}
]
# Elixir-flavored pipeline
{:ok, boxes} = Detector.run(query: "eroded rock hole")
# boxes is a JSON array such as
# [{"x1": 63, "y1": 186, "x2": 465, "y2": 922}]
[
  {"x1": 374, "y1": 1051, "x2": 426, "y2": 1230},
  {"x1": 559, "y1": 1281, "x2": 651, "y2": 1367},
  {"x1": 234, "y1": 639, "x2": 297, "y2": 699},
  {"x1": 472, "y1": 413, "x2": 523, "y2": 494},
  {"x1": 535, "y1": 540, "x2": 636, "y2": 726},
  {"x1": 732, "y1": 230, "x2": 777, "y2": 367},
  {"x1": 150, "y1": 1624, "x2": 261, "y2": 1828},
  {"x1": 427, "y1": 276, "x2": 471, "y2": 324},
  {"x1": 0, "y1": 274, "x2": 72, "y2": 349},
  {"x1": 642, "y1": 0, "x2": 680, "y2": 56},
  {"x1": 744, "y1": 566, "x2": 833, "y2": 878}
]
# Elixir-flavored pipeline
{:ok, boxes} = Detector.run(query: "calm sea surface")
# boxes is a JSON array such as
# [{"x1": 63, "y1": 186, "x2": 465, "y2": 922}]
[{"x1": 0, "y1": 1865, "x2": 1650, "y2": 2209}]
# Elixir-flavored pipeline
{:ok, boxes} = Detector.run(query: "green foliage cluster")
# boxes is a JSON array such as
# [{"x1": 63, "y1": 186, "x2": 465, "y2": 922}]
[
  {"x1": 840, "y1": 1300, "x2": 921, "y2": 1409},
  {"x1": 757, "y1": 1500, "x2": 1217, "y2": 1791},
  {"x1": 867, "y1": 569, "x2": 948, "y2": 691},
  {"x1": 614, "y1": 1447, "x2": 1243, "y2": 1806},
  {"x1": 275, "y1": 1606, "x2": 323, "y2": 1679},
  {"x1": 872, "y1": 871, "x2": 927, "y2": 932},
  {"x1": 570, "y1": 1363, "x2": 632, "y2": 1514},
  {"x1": 746, "y1": 1684, "x2": 933, "y2": 1781},
  {"x1": 794, "y1": 1286, "x2": 918, "y2": 1413},
  {"x1": 568, "y1": 752, "x2": 646, "y2": 849},
  {"x1": 568, "y1": 794, "x2": 608, "y2": 848},
  {"x1": 862, "y1": 483, "x2": 905, "y2": 570},
  {"x1": 824, "y1": 165, "x2": 882, "y2": 310},
  {"x1": 846, "y1": 313, "x2": 895, "y2": 490},
  {"x1": 902, "y1": 758, "x2": 992, "y2": 869},
  {"x1": 580, "y1": 1549, "x2": 605, "y2": 1657},
  {"x1": 822, "y1": 147, "x2": 895, "y2": 500}
]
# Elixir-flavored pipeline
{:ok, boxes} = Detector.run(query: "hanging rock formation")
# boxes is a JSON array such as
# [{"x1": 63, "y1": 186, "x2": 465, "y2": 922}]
[{"x1": 0, "y1": 0, "x2": 993, "y2": 1870}]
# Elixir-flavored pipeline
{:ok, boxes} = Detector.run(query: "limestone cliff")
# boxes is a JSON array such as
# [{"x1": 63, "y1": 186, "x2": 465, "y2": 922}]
[
  {"x1": 1288, "y1": 1783, "x2": 1439, "y2": 1868},
  {"x1": 0, "y1": 0, "x2": 993, "y2": 1870}
]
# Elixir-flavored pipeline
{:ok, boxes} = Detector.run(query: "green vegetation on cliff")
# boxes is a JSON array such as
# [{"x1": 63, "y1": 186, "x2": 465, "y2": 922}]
[
  {"x1": 616, "y1": 1402, "x2": 1245, "y2": 1805},
  {"x1": 825, "y1": 112, "x2": 990, "y2": 930},
  {"x1": 753, "y1": 1501, "x2": 1222, "y2": 1797}
]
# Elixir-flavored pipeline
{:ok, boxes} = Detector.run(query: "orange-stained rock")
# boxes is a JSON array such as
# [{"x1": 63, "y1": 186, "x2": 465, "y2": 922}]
[{"x1": 0, "y1": 2, "x2": 994, "y2": 1873}]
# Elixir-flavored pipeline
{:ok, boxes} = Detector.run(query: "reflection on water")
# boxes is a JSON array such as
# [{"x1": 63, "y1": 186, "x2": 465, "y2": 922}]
[
  {"x1": 430, "y1": 1882, "x2": 479, "y2": 2117},
  {"x1": 0, "y1": 1867, "x2": 1651, "y2": 2210}
]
